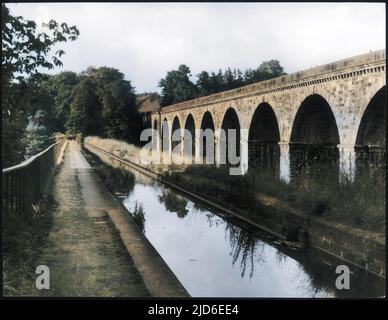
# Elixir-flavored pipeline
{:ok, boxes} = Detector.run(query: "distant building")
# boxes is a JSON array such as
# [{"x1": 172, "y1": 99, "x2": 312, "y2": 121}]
[{"x1": 136, "y1": 93, "x2": 161, "y2": 129}]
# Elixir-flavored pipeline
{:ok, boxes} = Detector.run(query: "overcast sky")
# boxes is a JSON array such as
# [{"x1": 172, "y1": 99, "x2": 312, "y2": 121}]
[{"x1": 7, "y1": 2, "x2": 386, "y2": 93}]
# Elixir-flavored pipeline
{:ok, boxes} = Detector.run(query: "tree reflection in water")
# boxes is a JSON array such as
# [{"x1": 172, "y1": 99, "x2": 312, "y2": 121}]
[
  {"x1": 130, "y1": 201, "x2": 146, "y2": 233},
  {"x1": 225, "y1": 222, "x2": 265, "y2": 279},
  {"x1": 158, "y1": 191, "x2": 189, "y2": 218}
]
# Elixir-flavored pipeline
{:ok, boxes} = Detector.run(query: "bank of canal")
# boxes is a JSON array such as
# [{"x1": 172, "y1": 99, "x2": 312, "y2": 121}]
[{"x1": 83, "y1": 147, "x2": 385, "y2": 298}]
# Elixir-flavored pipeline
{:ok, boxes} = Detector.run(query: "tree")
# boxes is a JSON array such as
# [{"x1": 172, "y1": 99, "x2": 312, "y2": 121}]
[
  {"x1": 208, "y1": 70, "x2": 225, "y2": 94},
  {"x1": 159, "y1": 64, "x2": 198, "y2": 107},
  {"x1": 67, "y1": 77, "x2": 102, "y2": 136},
  {"x1": 33, "y1": 71, "x2": 80, "y2": 133},
  {"x1": 257, "y1": 60, "x2": 285, "y2": 80},
  {"x1": 2, "y1": 4, "x2": 79, "y2": 167},
  {"x1": 244, "y1": 60, "x2": 285, "y2": 85},
  {"x1": 196, "y1": 71, "x2": 211, "y2": 97},
  {"x1": 89, "y1": 67, "x2": 142, "y2": 142},
  {"x1": 66, "y1": 67, "x2": 143, "y2": 143}
]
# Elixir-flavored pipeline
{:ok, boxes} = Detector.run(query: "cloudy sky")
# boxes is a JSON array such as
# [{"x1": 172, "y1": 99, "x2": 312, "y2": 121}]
[{"x1": 7, "y1": 2, "x2": 386, "y2": 93}]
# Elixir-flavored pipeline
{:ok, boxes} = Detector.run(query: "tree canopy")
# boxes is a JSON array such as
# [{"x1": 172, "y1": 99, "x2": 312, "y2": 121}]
[
  {"x1": 159, "y1": 60, "x2": 285, "y2": 107},
  {"x1": 2, "y1": 4, "x2": 79, "y2": 167}
]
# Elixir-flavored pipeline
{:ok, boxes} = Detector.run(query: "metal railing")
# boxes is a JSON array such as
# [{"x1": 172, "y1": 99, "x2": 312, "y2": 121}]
[{"x1": 2, "y1": 138, "x2": 66, "y2": 218}]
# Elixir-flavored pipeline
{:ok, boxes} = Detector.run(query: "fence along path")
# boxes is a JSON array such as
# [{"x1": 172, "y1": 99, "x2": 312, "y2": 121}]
[{"x1": 2, "y1": 138, "x2": 67, "y2": 218}]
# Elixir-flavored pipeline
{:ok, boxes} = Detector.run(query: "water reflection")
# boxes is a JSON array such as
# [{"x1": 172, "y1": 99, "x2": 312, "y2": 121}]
[
  {"x1": 86, "y1": 149, "x2": 385, "y2": 297},
  {"x1": 158, "y1": 191, "x2": 189, "y2": 218},
  {"x1": 130, "y1": 201, "x2": 146, "y2": 233},
  {"x1": 119, "y1": 176, "x2": 384, "y2": 297},
  {"x1": 226, "y1": 222, "x2": 264, "y2": 278}
]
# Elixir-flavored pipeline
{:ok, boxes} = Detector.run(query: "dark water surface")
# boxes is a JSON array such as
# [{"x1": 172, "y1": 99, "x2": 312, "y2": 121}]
[{"x1": 86, "y1": 151, "x2": 385, "y2": 298}]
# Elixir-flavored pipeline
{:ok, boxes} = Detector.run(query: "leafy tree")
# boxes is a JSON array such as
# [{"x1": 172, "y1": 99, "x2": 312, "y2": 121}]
[
  {"x1": 32, "y1": 71, "x2": 80, "y2": 133},
  {"x1": 196, "y1": 71, "x2": 211, "y2": 97},
  {"x1": 2, "y1": 4, "x2": 79, "y2": 167},
  {"x1": 159, "y1": 64, "x2": 198, "y2": 106},
  {"x1": 67, "y1": 77, "x2": 102, "y2": 136},
  {"x1": 89, "y1": 67, "x2": 142, "y2": 142},
  {"x1": 66, "y1": 67, "x2": 143, "y2": 143},
  {"x1": 244, "y1": 60, "x2": 285, "y2": 85}
]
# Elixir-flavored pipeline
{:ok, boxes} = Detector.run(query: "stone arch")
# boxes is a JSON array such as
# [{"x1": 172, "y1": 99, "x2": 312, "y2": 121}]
[
  {"x1": 171, "y1": 116, "x2": 181, "y2": 156},
  {"x1": 184, "y1": 113, "x2": 195, "y2": 158},
  {"x1": 220, "y1": 108, "x2": 241, "y2": 165},
  {"x1": 290, "y1": 94, "x2": 340, "y2": 145},
  {"x1": 200, "y1": 111, "x2": 215, "y2": 164},
  {"x1": 161, "y1": 117, "x2": 169, "y2": 154},
  {"x1": 355, "y1": 85, "x2": 386, "y2": 175},
  {"x1": 356, "y1": 86, "x2": 386, "y2": 147},
  {"x1": 290, "y1": 94, "x2": 340, "y2": 181},
  {"x1": 248, "y1": 102, "x2": 280, "y2": 171}
]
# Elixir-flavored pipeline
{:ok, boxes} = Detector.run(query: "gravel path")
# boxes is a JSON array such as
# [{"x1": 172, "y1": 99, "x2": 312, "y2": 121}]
[{"x1": 34, "y1": 141, "x2": 149, "y2": 297}]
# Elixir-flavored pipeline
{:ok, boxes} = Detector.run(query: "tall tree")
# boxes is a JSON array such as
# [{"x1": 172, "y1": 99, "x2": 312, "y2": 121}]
[
  {"x1": 67, "y1": 77, "x2": 102, "y2": 136},
  {"x1": 33, "y1": 71, "x2": 80, "y2": 133},
  {"x1": 66, "y1": 67, "x2": 143, "y2": 143},
  {"x1": 2, "y1": 4, "x2": 79, "y2": 167},
  {"x1": 90, "y1": 67, "x2": 142, "y2": 142},
  {"x1": 159, "y1": 64, "x2": 198, "y2": 107}
]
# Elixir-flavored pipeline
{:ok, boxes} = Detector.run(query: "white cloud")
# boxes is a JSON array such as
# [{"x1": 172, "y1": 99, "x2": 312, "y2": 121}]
[{"x1": 7, "y1": 2, "x2": 386, "y2": 93}]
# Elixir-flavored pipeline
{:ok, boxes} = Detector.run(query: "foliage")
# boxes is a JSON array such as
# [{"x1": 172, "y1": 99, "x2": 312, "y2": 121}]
[
  {"x1": 67, "y1": 67, "x2": 143, "y2": 143},
  {"x1": 33, "y1": 71, "x2": 80, "y2": 133},
  {"x1": 22, "y1": 128, "x2": 56, "y2": 160},
  {"x1": 2, "y1": 4, "x2": 79, "y2": 167},
  {"x1": 67, "y1": 77, "x2": 102, "y2": 136},
  {"x1": 167, "y1": 164, "x2": 385, "y2": 233},
  {"x1": 159, "y1": 60, "x2": 285, "y2": 106},
  {"x1": 159, "y1": 64, "x2": 198, "y2": 107}
]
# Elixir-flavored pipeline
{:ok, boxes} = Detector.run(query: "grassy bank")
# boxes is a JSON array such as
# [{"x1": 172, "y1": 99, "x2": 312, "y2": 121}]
[
  {"x1": 164, "y1": 164, "x2": 385, "y2": 234},
  {"x1": 2, "y1": 182, "x2": 56, "y2": 296}
]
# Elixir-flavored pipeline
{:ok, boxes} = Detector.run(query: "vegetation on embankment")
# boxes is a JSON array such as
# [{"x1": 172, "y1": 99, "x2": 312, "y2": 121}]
[
  {"x1": 83, "y1": 136, "x2": 385, "y2": 234},
  {"x1": 2, "y1": 181, "x2": 56, "y2": 296},
  {"x1": 163, "y1": 165, "x2": 385, "y2": 234}
]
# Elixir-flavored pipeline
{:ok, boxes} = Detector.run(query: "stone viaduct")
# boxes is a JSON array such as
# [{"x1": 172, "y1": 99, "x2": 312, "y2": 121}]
[{"x1": 151, "y1": 49, "x2": 386, "y2": 180}]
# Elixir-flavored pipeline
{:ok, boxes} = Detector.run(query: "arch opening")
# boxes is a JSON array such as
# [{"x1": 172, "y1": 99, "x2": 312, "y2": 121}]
[
  {"x1": 220, "y1": 108, "x2": 241, "y2": 166},
  {"x1": 200, "y1": 112, "x2": 215, "y2": 164},
  {"x1": 171, "y1": 116, "x2": 182, "y2": 157},
  {"x1": 355, "y1": 86, "x2": 386, "y2": 176},
  {"x1": 290, "y1": 94, "x2": 340, "y2": 182},
  {"x1": 184, "y1": 114, "x2": 195, "y2": 159},
  {"x1": 248, "y1": 103, "x2": 280, "y2": 172}
]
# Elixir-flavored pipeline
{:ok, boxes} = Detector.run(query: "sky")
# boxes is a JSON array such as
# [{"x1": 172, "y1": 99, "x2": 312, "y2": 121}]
[{"x1": 7, "y1": 2, "x2": 386, "y2": 93}]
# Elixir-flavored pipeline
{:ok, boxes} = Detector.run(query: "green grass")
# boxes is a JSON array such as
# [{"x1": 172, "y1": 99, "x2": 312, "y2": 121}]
[
  {"x1": 164, "y1": 164, "x2": 385, "y2": 233},
  {"x1": 2, "y1": 189, "x2": 56, "y2": 296}
]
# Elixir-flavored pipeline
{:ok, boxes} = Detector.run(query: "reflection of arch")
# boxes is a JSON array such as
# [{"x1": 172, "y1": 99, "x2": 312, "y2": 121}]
[
  {"x1": 248, "y1": 103, "x2": 280, "y2": 170},
  {"x1": 356, "y1": 86, "x2": 386, "y2": 147},
  {"x1": 161, "y1": 118, "x2": 169, "y2": 153},
  {"x1": 290, "y1": 94, "x2": 340, "y2": 181},
  {"x1": 200, "y1": 111, "x2": 215, "y2": 163},
  {"x1": 184, "y1": 114, "x2": 195, "y2": 158},
  {"x1": 291, "y1": 94, "x2": 340, "y2": 145},
  {"x1": 171, "y1": 116, "x2": 181, "y2": 156},
  {"x1": 220, "y1": 108, "x2": 241, "y2": 164}
]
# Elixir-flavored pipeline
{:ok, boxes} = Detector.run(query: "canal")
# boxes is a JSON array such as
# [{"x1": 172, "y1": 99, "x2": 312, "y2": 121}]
[{"x1": 84, "y1": 150, "x2": 385, "y2": 298}]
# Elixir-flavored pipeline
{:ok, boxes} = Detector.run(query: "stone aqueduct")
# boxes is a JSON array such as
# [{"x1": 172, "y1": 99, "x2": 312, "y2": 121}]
[{"x1": 151, "y1": 50, "x2": 386, "y2": 180}]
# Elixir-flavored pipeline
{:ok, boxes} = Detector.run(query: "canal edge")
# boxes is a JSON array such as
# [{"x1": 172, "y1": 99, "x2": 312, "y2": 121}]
[
  {"x1": 80, "y1": 143, "x2": 190, "y2": 298},
  {"x1": 83, "y1": 141, "x2": 386, "y2": 280}
]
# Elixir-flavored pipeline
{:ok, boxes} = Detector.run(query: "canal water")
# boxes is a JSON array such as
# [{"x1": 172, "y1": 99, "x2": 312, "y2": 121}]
[{"x1": 84, "y1": 150, "x2": 385, "y2": 298}]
